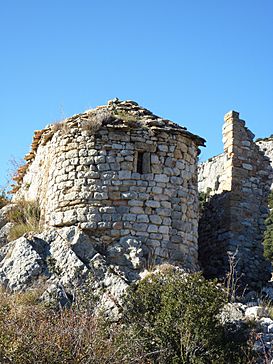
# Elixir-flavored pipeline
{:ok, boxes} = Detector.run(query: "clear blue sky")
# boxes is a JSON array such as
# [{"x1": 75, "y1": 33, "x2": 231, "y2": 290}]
[{"x1": 1, "y1": 0, "x2": 272, "y2": 189}]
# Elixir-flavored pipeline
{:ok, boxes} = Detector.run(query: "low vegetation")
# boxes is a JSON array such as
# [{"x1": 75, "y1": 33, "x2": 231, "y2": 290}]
[
  {"x1": 6, "y1": 199, "x2": 41, "y2": 241},
  {"x1": 124, "y1": 269, "x2": 255, "y2": 364},
  {"x1": 81, "y1": 109, "x2": 113, "y2": 134},
  {"x1": 112, "y1": 110, "x2": 139, "y2": 125},
  {"x1": 0, "y1": 269, "x2": 258, "y2": 364},
  {"x1": 264, "y1": 191, "x2": 273, "y2": 261},
  {"x1": 0, "y1": 189, "x2": 9, "y2": 209},
  {"x1": 199, "y1": 187, "x2": 212, "y2": 211},
  {"x1": 0, "y1": 288, "x2": 124, "y2": 364},
  {"x1": 51, "y1": 119, "x2": 70, "y2": 134}
]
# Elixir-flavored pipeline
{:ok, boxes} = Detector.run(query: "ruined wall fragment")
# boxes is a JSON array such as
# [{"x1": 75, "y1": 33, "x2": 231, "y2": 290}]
[{"x1": 198, "y1": 111, "x2": 273, "y2": 289}]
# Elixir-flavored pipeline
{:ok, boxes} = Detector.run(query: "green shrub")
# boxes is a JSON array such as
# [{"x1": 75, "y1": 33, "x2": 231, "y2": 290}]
[
  {"x1": 199, "y1": 187, "x2": 212, "y2": 211},
  {"x1": 6, "y1": 200, "x2": 41, "y2": 241},
  {"x1": 113, "y1": 110, "x2": 138, "y2": 124},
  {"x1": 0, "y1": 271, "x2": 258, "y2": 364},
  {"x1": 268, "y1": 192, "x2": 273, "y2": 209},
  {"x1": 122, "y1": 269, "x2": 255, "y2": 364},
  {"x1": 264, "y1": 212, "x2": 273, "y2": 261},
  {"x1": 264, "y1": 191, "x2": 273, "y2": 261}
]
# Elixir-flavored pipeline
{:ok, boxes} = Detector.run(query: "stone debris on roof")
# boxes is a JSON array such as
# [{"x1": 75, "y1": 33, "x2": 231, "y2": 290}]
[
  {"x1": 24, "y1": 98, "x2": 205, "y2": 161},
  {"x1": 10, "y1": 99, "x2": 205, "y2": 193}
]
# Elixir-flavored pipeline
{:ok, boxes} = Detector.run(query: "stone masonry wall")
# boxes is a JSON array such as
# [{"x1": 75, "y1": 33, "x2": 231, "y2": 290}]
[
  {"x1": 198, "y1": 111, "x2": 273, "y2": 289},
  {"x1": 14, "y1": 101, "x2": 204, "y2": 272},
  {"x1": 199, "y1": 138, "x2": 273, "y2": 195}
]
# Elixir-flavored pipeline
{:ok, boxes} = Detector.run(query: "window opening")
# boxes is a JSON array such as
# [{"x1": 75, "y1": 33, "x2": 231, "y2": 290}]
[
  {"x1": 137, "y1": 151, "x2": 144, "y2": 174},
  {"x1": 136, "y1": 151, "x2": 151, "y2": 174}
]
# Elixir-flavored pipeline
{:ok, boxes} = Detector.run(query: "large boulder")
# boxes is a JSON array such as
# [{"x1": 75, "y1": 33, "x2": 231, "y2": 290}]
[
  {"x1": 0, "y1": 226, "x2": 145, "y2": 316},
  {"x1": 0, "y1": 236, "x2": 46, "y2": 290}
]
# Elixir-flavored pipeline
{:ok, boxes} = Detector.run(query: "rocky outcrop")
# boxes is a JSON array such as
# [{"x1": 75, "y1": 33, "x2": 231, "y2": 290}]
[
  {"x1": 0, "y1": 222, "x2": 157, "y2": 316},
  {"x1": 0, "y1": 204, "x2": 13, "y2": 247},
  {"x1": 221, "y1": 294, "x2": 273, "y2": 363}
]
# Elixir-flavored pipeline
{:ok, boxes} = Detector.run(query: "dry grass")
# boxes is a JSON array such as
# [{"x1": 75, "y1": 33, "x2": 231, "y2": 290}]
[
  {"x1": 113, "y1": 110, "x2": 139, "y2": 125},
  {"x1": 0, "y1": 289, "x2": 144, "y2": 364},
  {"x1": 81, "y1": 109, "x2": 113, "y2": 134},
  {"x1": 6, "y1": 200, "x2": 41, "y2": 241},
  {"x1": 51, "y1": 110, "x2": 114, "y2": 137},
  {"x1": 51, "y1": 120, "x2": 70, "y2": 134},
  {"x1": 0, "y1": 274, "x2": 260, "y2": 364}
]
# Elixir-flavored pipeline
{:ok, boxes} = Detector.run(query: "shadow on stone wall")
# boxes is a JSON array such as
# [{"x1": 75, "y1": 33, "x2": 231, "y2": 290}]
[{"x1": 198, "y1": 190, "x2": 272, "y2": 291}]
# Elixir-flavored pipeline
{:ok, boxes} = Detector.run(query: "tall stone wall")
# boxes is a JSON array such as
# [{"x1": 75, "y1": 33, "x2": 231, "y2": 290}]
[
  {"x1": 14, "y1": 101, "x2": 204, "y2": 272},
  {"x1": 198, "y1": 111, "x2": 273, "y2": 289}
]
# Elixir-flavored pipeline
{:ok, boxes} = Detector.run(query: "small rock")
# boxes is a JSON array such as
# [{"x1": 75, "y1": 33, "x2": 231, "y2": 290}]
[{"x1": 245, "y1": 306, "x2": 268, "y2": 319}]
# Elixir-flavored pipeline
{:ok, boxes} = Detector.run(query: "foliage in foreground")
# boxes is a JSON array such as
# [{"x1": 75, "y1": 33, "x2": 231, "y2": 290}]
[
  {"x1": 0, "y1": 271, "x2": 257, "y2": 364},
  {"x1": 6, "y1": 199, "x2": 41, "y2": 241},
  {"x1": 0, "y1": 288, "x2": 130, "y2": 364},
  {"x1": 124, "y1": 269, "x2": 255, "y2": 364}
]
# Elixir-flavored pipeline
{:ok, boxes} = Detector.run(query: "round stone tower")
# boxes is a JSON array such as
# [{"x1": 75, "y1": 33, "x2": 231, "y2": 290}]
[{"x1": 12, "y1": 99, "x2": 205, "y2": 271}]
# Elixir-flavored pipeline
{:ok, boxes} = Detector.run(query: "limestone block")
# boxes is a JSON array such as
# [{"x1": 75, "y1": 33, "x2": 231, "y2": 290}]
[
  {"x1": 133, "y1": 223, "x2": 148, "y2": 232},
  {"x1": 147, "y1": 225, "x2": 158, "y2": 233},
  {"x1": 130, "y1": 207, "x2": 144, "y2": 214},
  {"x1": 156, "y1": 208, "x2": 172, "y2": 217},
  {"x1": 245, "y1": 306, "x2": 268, "y2": 320},
  {"x1": 63, "y1": 210, "x2": 77, "y2": 225},
  {"x1": 94, "y1": 155, "x2": 106, "y2": 164},
  {"x1": 145, "y1": 200, "x2": 160, "y2": 208},
  {"x1": 128, "y1": 199, "x2": 144, "y2": 207},
  {"x1": 149, "y1": 215, "x2": 162, "y2": 225},
  {"x1": 97, "y1": 163, "x2": 110, "y2": 171},
  {"x1": 155, "y1": 174, "x2": 169, "y2": 183},
  {"x1": 98, "y1": 222, "x2": 111, "y2": 229},
  {"x1": 0, "y1": 237, "x2": 46, "y2": 291},
  {"x1": 123, "y1": 214, "x2": 137, "y2": 222},
  {"x1": 94, "y1": 192, "x2": 108, "y2": 200},
  {"x1": 137, "y1": 215, "x2": 149, "y2": 223},
  {"x1": 119, "y1": 170, "x2": 132, "y2": 180},
  {"x1": 242, "y1": 163, "x2": 253, "y2": 171}
]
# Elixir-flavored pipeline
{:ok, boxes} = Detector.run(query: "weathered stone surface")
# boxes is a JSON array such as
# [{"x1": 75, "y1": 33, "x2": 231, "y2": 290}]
[
  {"x1": 107, "y1": 236, "x2": 145, "y2": 281},
  {"x1": 219, "y1": 300, "x2": 273, "y2": 361},
  {"x1": 0, "y1": 222, "x2": 13, "y2": 247},
  {"x1": 220, "y1": 303, "x2": 246, "y2": 323},
  {"x1": 0, "y1": 227, "x2": 133, "y2": 314},
  {"x1": 12, "y1": 99, "x2": 205, "y2": 273},
  {"x1": 0, "y1": 204, "x2": 14, "y2": 227},
  {"x1": 256, "y1": 138, "x2": 273, "y2": 188},
  {"x1": 0, "y1": 205, "x2": 14, "y2": 247},
  {"x1": 0, "y1": 236, "x2": 47, "y2": 291},
  {"x1": 245, "y1": 306, "x2": 268, "y2": 320},
  {"x1": 198, "y1": 111, "x2": 273, "y2": 290}
]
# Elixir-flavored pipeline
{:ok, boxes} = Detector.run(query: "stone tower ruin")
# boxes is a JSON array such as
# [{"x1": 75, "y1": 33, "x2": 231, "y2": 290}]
[{"x1": 12, "y1": 99, "x2": 205, "y2": 272}]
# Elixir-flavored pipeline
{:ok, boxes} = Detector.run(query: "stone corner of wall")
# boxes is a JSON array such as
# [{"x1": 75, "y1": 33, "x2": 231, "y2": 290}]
[{"x1": 224, "y1": 110, "x2": 240, "y2": 122}]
